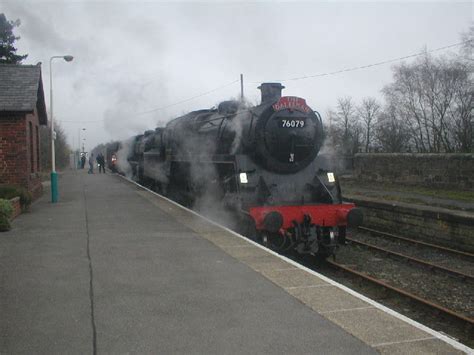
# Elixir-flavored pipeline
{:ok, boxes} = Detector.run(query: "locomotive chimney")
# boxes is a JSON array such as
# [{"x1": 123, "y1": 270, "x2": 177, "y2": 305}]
[{"x1": 258, "y1": 83, "x2": 285, "y2": 104}]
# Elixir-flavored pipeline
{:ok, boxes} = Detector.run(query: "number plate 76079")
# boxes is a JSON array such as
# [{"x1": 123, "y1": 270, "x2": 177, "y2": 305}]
[{"x1": 280, "y1": 119, "x2": 305, "y2": 128}]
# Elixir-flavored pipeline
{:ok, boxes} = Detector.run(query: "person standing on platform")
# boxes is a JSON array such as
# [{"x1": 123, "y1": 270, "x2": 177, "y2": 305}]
[
  {"x1": 88, "y1": 153, "x2": 94, "y2": 174},
  {"x1": 81, "y1": 153, "x2": 86, "y2": 169},
  {"x1": 100, "y1": 154, "x2": 106, "y2": 173},
  {"x1": 97, "y1": 153, "x2": 106, "y2": 174},
  {"x1": 81, "y1": 154, "x2": 86, "y2": 169}
]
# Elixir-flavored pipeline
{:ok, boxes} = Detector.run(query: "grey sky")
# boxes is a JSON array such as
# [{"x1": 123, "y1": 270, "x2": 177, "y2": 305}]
[{"x1": 2, "y1": 1, "x2": 472, "y2": 152}]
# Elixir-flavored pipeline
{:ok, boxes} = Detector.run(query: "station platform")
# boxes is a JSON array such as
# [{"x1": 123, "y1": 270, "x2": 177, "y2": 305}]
[{"x1": 1, "y1": 169, "x2": 470, "y2": 354}]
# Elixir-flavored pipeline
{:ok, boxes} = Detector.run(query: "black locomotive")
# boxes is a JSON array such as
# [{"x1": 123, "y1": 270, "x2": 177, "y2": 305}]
[{"x1": 106, "y1": 83, "x2": 362, "y2": 257}]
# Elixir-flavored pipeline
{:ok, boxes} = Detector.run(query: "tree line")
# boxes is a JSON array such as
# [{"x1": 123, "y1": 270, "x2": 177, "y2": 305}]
[
  {"x1": 39, "y1": 124, "x2": 71, "y2": 170},
  {"x1": 326, "y1": 28, "x2": 473, "y2": 155}
]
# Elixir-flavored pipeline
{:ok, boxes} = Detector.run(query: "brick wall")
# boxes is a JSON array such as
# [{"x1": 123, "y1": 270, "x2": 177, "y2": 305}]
[
  {"x1": 25, "y1": 110, "x2": 43, "y2": 198},
  {"x1": 0, "y1": 114, "x2": 26, "y2": 186},
  {"x1": 353, "y1": 153, "x2": 474, "y2": 189},
  {"x1": 0, "y1": 110, "x2": 43, "y2": 199}
]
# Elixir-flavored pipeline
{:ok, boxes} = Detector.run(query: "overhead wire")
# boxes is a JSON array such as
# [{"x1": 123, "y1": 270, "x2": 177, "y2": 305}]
[
  {"x1": 249, "y1": 40, "x2": 472, "y2": 83},
  {"x1": 58, "y1": 119, "x2": 103, "y2": 123},
  {"x1": 135, "y1": 79, "x2": 240, "y2": 116},
  {"x1": 56, "y1": 40, "x2": 471, "y2": 124},
  {"x1": 56, "y1": 79, "x2": 240, "y2": 122}
]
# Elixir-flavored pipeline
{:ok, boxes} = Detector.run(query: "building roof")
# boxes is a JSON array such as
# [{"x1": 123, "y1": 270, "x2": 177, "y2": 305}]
[{"x1": 0, "y1": 64, "x2": 48, "y2": 125}]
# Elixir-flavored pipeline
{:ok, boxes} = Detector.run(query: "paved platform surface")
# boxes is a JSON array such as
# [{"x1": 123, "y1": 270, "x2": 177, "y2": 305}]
[{"x1": 1, "y1": 169, "x2": 470, "y2": 354}]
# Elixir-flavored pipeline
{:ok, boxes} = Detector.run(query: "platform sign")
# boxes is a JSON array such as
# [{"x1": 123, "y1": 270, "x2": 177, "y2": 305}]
[{"x1": 272, "y1": 96, "x2": 311, "y2": 113}]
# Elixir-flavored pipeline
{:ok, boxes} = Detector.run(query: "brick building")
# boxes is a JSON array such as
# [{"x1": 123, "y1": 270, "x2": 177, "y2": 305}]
[{"x1": 0, "y1": 64, "x2": 48, "y2": 199}]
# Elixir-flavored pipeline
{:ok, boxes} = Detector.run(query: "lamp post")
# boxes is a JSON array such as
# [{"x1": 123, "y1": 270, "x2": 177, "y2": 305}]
[{"x1": 50, "y1": 55, "x2": 73, "y2": 203}]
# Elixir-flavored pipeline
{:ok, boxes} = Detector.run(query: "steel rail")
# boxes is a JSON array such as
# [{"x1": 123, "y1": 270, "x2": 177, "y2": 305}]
[
  {"x1": 326, "y1": 259, "x2": 474, "y2": 329},
  {"x1": 347, "y1": 237, "x2": 474, "y2": 281},
  {"x1": 358, "y1": 226, "x2": 474, "y2": 259}
]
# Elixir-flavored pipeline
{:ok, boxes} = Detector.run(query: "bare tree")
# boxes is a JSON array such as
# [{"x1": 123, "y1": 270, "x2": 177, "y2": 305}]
[
  {"x1": 357, "y1": 97, "x2": 381, "y2": 152},
  {"x1": 447, "y1": 59, "x2": 473, "y2": 152},
  {"x1": 455, "y1": 27, "x2": 474, "y2": 152},
  {"x1": 40, "y1": 122, "x2": 71, "y2": 170},
  {"x1": 375, "y1": 104, "x2": 410, "y2": 152},
  {"x1": 383, "y1": 52, "x2": 473, "y2": 153},
  {"x1": 460, "y1": 25, "x2": 473, "y2": 59},
  {"x1": 336, "y1": 97, "x2": 355, "y2": 148},
  {"x1": 327, "y1": 97, "x2": 363, "y2": 155},
  {"x1": 326, "y1": 27, "x2": 472, "y2": 154}
]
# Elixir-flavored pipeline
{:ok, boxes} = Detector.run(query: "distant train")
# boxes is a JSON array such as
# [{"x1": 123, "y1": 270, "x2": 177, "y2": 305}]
[{"x1": 106, "y1": 83, "x2": 362, "y2": 257}]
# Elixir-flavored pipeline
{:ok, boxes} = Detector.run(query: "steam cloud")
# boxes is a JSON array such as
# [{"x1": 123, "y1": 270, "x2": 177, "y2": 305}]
[{"x1": 116, "y1": 137, "x2": 134, "y2": 178}]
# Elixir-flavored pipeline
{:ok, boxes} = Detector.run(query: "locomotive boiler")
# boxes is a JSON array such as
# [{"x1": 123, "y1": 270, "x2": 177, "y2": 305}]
[{"x1": 110, "y1": 83, "x2": 362, "y2": 257}]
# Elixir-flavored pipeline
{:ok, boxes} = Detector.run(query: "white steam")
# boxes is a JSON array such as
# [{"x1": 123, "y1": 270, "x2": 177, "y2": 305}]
[{"x1": 116, "y1": 137, "x2": 134, "y2": 178}]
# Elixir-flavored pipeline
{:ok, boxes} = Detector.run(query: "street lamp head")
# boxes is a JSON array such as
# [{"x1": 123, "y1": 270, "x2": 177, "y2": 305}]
[{"x1": 63, "y1": 55, "x2": 74, "y2": 62}]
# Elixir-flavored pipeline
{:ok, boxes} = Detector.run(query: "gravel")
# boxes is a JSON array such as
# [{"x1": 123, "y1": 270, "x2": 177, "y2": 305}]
[
  {"x1": 335, "y1": 242, "x2": 474, "y2": 317},
  {"x1": 351, "y1": 229, "x2": 474, "y2": 276}
]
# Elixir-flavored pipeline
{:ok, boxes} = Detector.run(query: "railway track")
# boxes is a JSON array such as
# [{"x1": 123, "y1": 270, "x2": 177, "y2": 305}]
[
  {"x1": 351, "y1": 226, "x2": 474, "y2": 278},
  {"x1": 326, "y1": 226, "x2": 474, "y2": 344},
  {"x1": 358, "y1": 226, "x2": 474, "y2": 259},
  {"x1": 326, "y1": 259, "x2": 474, "y2": 334},
  {"x1": 345, "y1": 237, "x2": 474, "y2": 281}
]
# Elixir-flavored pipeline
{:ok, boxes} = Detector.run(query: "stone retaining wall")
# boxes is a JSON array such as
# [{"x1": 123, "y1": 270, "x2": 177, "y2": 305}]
[
  {"x1": 353, "y1": 153, "x2": 474, "y2": 189},
  {"x1": 346, "y1": 195, "x2": 474, "y2": 253}
]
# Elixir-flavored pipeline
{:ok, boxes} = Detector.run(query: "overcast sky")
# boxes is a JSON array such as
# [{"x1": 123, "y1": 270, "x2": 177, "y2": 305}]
[{"x1": 2, "y1": 1, "x2": 472, "y2": 152}]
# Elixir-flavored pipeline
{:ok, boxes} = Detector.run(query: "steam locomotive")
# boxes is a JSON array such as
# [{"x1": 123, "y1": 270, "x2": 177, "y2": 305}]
[{"x1": 106, "y1": 83, "x2": 362, "y2": 257}]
